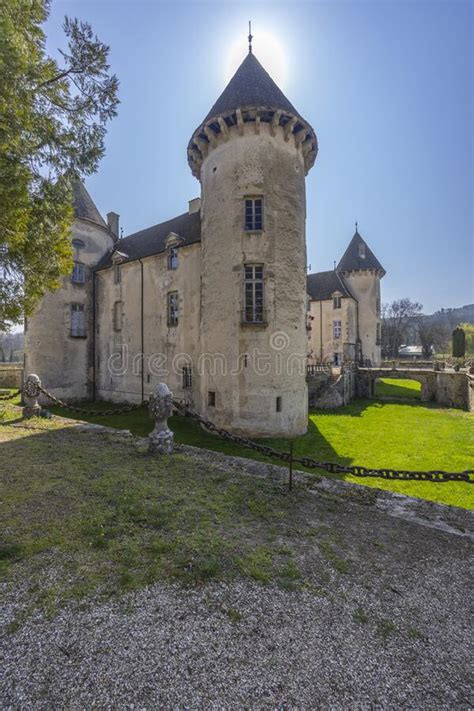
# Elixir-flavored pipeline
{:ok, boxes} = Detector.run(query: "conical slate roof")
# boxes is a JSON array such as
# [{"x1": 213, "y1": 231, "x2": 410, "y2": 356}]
[
  {"x1": 72, "y1": 181, "x2": 107, "y2": 228},
  {"x1": 338, "y1": 231, "x2": 385, "y2": 274},
  {"x1": 188, "y1": 50, "x2": 318, "y2": 178},
  {"x1": 202, "y1": 52, "x2": 300, "y2": 125}
]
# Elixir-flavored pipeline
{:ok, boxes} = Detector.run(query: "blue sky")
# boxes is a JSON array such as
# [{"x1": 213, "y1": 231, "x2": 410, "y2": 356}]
[{"x1": 46, "y1": 0, "x2": 472, "y2": 313}]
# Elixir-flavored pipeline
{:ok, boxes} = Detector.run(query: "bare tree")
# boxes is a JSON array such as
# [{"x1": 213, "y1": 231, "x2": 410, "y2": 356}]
[{"x1": 381, "y1": 298, "x2": 423, "y2": 358}]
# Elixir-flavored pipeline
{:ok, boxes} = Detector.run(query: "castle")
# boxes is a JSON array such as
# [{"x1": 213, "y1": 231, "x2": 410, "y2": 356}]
[{"x1": 25, "y1": 48, "x2": 384, "y2": 437}]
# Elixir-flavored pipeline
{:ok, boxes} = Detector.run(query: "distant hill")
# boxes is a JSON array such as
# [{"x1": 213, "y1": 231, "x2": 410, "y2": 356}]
[{"x1": 425, "y1": 304, "x2": 474, "y2": 328}]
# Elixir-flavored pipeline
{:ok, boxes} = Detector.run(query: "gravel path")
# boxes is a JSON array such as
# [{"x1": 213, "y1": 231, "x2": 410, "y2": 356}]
[{"x1": 1, "y1": 533, "x2": 472, "y2": 709}]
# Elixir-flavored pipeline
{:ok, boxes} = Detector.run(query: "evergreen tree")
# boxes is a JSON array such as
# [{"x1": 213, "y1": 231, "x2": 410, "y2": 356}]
[{"x1": 0, "y1": 0, "x2": 119, "y2": 329}]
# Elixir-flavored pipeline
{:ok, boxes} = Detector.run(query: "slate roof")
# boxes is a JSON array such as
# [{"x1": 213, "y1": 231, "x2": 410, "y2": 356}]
[
  {"x1": 337, "y1": 231, "x2": 385, "y2": 274},
  {"x1": 73, "y1": 181, "x2": 107, "y2": 228},
  {"x1": 95, "y1": 211, "x2": 202, "y2": 270},
  {"x1": 202, "y1": 52, "x2": 301, "y2": 125},
  {"x1": 306, "y1": 270, "x2": 354, "y2": 301}
]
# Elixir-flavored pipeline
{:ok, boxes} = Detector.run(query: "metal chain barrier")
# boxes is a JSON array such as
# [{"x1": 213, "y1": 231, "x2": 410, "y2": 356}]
[
  {"x1": 5, "y1": 380, "x2": 472, "y2": 484},
  {"x1": 36, "y1": 384, "x2": 148, "y2": 417},
  {"x1": 172, "y1": 399, "x2": 474, "y2": 485},
  {"x1": 0, "y1": 389, "x2": 22, "y2": 402}
]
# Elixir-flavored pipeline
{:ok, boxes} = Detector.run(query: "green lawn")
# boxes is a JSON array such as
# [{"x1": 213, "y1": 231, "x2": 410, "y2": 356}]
[
  {"x1": 375, "y1": 378, "x2": 421, "y2": 399},
  {"x1": 2, "y1": 390, "x2": 473, "y2": 508}
]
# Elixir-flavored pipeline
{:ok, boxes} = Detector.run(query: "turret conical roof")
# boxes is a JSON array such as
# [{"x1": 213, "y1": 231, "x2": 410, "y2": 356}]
[
  {"x1": 187, "y1": 51, "x2": 317, "y2": 178},
  {"x1": 338, "y1": 231, "x2": 385, "y2": 275},
  {"x1": 72, "y1": 181, "x2": 107, "y2": 228},
  {"x1": 202, "y1": 52, "x2": 299, "y2": 125}
]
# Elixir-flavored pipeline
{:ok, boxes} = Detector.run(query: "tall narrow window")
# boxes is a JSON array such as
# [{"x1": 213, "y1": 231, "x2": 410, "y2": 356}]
[
  {"x1": 276, "y1": 396, "x2": 282, "y2": 412},
  {"x1": 333, "y1": 352, "x2": 341, "y2": 366},
  {"x1": 376, "y1": 322, "x2": 381, "y2": 344},
  {"x1": 71, "y1": 303, "x2": 85, "y2": 337},
  {"x1": 333, "y1": 320, "x2": 342, "y2": 339},
  {"x1": 72, "y1": 262, "x2": 85, "y2": 284},
  {"x1": 244, "y1": 197, "x2": 263, "y2": 231},
  {"x1": 167, "y1": 246, "x2": 178, "y2": 270},
  {"x1": 182, "y1": 366, "x2": 192, "y2": 389},
  {"x1": 167, "y1": 291, "x2": 179, "y2": 326},
  {"x1": 113, "y1": 300, "x2": 122, "y2": 331},
  {"x1": 333, "y1": 295, "x2": 342, "y2": 309},
  {"x1": 243, "y1": 265, "x2": 264, "y2": 323},
  {"x1": 114, "y1": 264, "x2": 121, "y2": 284},
  {"x1": 208, "y1": 391, "x2": 216, "y2": 407}
]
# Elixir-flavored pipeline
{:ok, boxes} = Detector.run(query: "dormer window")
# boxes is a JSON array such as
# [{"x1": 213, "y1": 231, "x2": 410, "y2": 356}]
[
  {"x1": 167, "y1": 246, "x2": 178, "y2": 270},
  {"x1": 333, "y1": 295, "x2": 342, "y2": 309},
  {"x1": 359, "y1": 242, "x2": 366, "y2": 259},
  {"x1": 244, "y1": 197, "x2": 263, "y2": 231}
]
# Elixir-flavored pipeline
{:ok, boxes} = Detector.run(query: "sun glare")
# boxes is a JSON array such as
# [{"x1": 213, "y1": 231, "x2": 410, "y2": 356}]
[{"x1": 225, "y1": 30, "x2": 288, "y2": 89}]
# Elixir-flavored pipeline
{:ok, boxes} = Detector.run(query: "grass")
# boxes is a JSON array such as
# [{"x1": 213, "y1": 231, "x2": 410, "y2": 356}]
[
  {"x1": 375, "y1": 378, "x2": 421, "y2": 400},
  {"x1": 2, "y1": 412, "x2": 334, "y2": 614},
  {"x1": 2, "y1": 389, "x2": 473, "y2": 508}
]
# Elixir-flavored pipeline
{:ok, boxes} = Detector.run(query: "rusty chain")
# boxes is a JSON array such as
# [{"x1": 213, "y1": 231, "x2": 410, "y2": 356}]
[
  {"x1": 6, "y1": 382, "x2": 472, "y2": 484},
  {"x1": 172, "y1": 400, "x2": 474, "y2": 484},
  {"x1": 36, "y1": 384, "x2": 148, "y2": 417},
  {"x1": 0, "y1": 389, "x2": 22, "y2": 402}
]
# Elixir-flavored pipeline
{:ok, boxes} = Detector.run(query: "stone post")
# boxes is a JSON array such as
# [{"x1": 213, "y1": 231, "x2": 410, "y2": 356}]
[
  {"x1": 23, "y1": 374, "x2": 42, "y2": 418},
  {"x1": 148, "y1": 383, "x2": 174, "y2": 454}
]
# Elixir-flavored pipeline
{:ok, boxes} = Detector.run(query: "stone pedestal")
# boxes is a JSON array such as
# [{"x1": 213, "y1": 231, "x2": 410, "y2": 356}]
[
  {"x1": 23, "y1": 374, "x2": 42, "y2": 418},
  {"x1": 148, "y1": 383, "x2": 174, "y2": 454}
]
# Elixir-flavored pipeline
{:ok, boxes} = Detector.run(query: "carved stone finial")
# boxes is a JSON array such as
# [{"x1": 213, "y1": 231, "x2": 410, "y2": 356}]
[
  {"x1": 23, "y1": 373, "x2": 42, "y2": 418},
  {"x1": 148, "y1": 383, "x2": 174, "y2": 454}
]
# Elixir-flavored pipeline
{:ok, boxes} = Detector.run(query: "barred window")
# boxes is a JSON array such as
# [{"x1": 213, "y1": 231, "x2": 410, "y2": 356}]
[
  {"x1": 243, "y1": 265, "x2": 264, "y2": 323},
  {"x1": 333, "y1": 295, "x2": 342, "y2": 309},
  {"x1": 72, "y1": 262, "x2": 85, "y2": 284},
  {"x1": 167, "y1": 247, "x2": 178, "y2": 270},
  {"x1": 167, "y1": 291, "x2": 179, "y2": 326},
  {"x1": 113, "y1": 301, "x2": 122, "y2": 332},
  {"x1": 244, "y1": 197, "x2": 263, "y2": 231},
  {"x1": 182, "y1": 366, "x2": 192, "y2": 389},
  {"x1": 333, "y1": 320, "x2": 342, "y2": 339},
  {"x1": 71, "y1": 303, "x2": 85, "y2": 337}
]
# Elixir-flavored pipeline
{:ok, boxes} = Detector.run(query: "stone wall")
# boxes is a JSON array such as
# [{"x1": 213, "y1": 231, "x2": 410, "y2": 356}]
[
  {"x1": 0, "y1": 364, "x2": 23, "y2": 388},
  {"x1": 307, "y1": 297, "x2": 357, "y2": 364},
  {"x1": 199, "y1": 120, "x2": 309, "y2": 437},
  {"x1": 308, "y1": 368, "x2": 356, "y2": 409},
  {"x1": 25, "y1": 217, "x2": 114, "y2": 402}
]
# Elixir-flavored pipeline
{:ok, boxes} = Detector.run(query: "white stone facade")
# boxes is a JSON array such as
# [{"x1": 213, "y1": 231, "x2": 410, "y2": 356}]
[{"x1": 24, "y1": 49, "x2": 385, "y2": 434}]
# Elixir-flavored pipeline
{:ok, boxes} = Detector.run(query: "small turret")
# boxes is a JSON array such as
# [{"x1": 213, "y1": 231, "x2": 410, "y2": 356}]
[{"x1": 338, "y1": 226, "x2": 385, "y2": 365}]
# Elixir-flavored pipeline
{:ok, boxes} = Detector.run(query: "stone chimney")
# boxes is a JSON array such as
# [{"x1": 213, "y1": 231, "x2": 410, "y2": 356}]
[
  {"x1": 107, "y1": 211, "x2": 120, "y2": 240},
  {"x1": 188, "y1": 197, "x2": 201, "y2": 215}
]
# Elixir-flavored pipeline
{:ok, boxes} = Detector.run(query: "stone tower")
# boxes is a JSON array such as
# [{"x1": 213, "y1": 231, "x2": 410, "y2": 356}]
[
  {"x1": 337, "y1": 229, "x2": 385, "y2": 365},
  {"x1": 24, "y1": 182, "x2": 116, "y2": 400},
  {"x1": 188, "y1": 51, "x2": 318, "y2": 436}
]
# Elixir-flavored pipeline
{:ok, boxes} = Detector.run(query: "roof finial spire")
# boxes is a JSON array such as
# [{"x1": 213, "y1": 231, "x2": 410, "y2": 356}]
[
  {"x1": 355, "y1": 220, "x2": 358, "y2": 233},
  {"x1": 248, "y1": 20, "x2": 253, "y2": 54}
]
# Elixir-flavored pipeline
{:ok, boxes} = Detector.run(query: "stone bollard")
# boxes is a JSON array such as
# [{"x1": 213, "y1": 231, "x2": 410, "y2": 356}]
[
  {"x1": 23, "y1": 374, "x2": 42, "y2": 418},
  {"x1": 148, "y1": 383, "x2": 174, "y2": 454}
]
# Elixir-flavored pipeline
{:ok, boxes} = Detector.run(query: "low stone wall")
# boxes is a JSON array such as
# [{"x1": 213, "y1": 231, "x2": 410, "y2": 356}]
[
  {"x1": 308, "y1": 369, "x2": 356, "y2": 409},
  {"x1": 0, "y1": 364, "x2": 23, "y2": 389}
]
